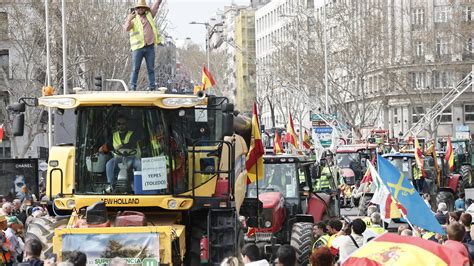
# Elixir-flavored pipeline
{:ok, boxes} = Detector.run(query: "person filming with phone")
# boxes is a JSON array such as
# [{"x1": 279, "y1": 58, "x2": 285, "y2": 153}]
[{"x1": 123, "y1": 0, "x2": 162, "y2": 91}]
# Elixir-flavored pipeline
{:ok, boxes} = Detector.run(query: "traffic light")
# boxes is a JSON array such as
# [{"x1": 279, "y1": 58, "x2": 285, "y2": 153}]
[
  {"x1": 7, "y1": 102, "x2": 26, "y2": 136},
  {"x1": 94, "y1": 76, "x2": 103, "y2": 91}
]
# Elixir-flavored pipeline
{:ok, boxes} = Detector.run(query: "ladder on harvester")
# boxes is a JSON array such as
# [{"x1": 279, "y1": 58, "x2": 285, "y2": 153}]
[{"x1": 403, "y1": 68, "x2": 474, "y2": 139}]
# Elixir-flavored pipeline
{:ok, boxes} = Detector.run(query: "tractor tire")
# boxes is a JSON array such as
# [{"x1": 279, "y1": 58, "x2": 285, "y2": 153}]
[
  {"x1": 436, "y1": 190, "x2": 455, "y2": 212},
  {"x1": 461, "y1": 165, "x2": 472, "y2": 188},
  {"x1": 25, "y1": 216, "x2": 69, "y2": 259},
  {"x1": 290, "y1": 222, "x2": 313, "y2": 265}
]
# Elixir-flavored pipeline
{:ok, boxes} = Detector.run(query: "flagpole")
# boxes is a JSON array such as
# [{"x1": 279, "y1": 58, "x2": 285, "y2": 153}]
[{"x1": 399, "y1": 209, "x2": 416, "y2": 232}]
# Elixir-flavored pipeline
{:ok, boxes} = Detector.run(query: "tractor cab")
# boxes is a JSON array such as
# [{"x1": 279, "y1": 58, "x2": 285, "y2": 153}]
[{"x1": 336, "y1": 144, "x2": 377, "y2": 185}]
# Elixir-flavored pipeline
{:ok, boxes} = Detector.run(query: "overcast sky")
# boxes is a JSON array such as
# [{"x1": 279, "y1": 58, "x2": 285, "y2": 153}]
[{"x1": 166, "y1": 0, "x2": 250, "y2": 47}]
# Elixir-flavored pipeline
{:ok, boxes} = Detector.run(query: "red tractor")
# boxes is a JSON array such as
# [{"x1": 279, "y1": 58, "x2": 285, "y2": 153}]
[{"x1": 242, "y1": 154, "x2": 340, "y2": 265}]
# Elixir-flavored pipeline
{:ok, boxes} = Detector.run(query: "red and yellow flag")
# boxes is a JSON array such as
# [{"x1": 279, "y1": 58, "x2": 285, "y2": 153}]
[
  {"x1": 201, "y1": 64, "x2": 216, "y2": 90},
  {"x1": 302, "y1": 130, "x2": 311, "y2": 149},
  {"x1": 343, "y1": 233, "x2": 469, "y2": 266},
  {"x1": 445, "y1": 136, "x2": 454, "y2": 171},
  {"x1": 414, "y1": 137, "x2": 424, "y2": 175},
  {"x1": 246, "y1": 103, "x2": 264, "y2": 184},
  {"x1": 273, "y1": 131, "x2": 284, "y2": 154},
  {"x1": 283, "y1": 112, "x2": 299, "y2": 148}
]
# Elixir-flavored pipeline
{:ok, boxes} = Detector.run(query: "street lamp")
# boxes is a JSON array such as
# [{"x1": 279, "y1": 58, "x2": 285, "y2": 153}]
[{"x1": 189, "y1": 21, "x2": 224, "y2": 72}]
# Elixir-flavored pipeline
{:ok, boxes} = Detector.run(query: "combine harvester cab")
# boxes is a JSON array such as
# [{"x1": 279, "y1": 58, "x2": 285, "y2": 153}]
[{"x1": 11, "y1": 89, "x2": 250, "y2": 265}]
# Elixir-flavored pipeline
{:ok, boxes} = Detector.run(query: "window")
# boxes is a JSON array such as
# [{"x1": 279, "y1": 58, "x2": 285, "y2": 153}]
[
  {"x1": 394, "y1": 108, "x2": 398, "y2": 124},
  {"x1": 410, "y1": 72, "x2": 426, "y2": 89},
  {"x1": 434, "y1": 6, "x2": 452, "y2": 23},
  {"x1": 436, "y1": 38, "x2": 449, "y2": 55},
  {"x1": 0, "y1": 12, "x2": 6, "y2": 41},
  {"x1": 467, "y1": 38, "x2": 473, "y2": 53},
  {"x1": 465, "y1": 104, "x2": 474, "y2": 122},
  {"x1": 412, "y1": 107, "x2": 424, "y2": 123},
  {"x1": 439, "y1": 106, "x2": 452, "y2": 123},
  {"x1": 412, "y1": 8, "x2": 424, "y2": 25},
  {"x1": 416, "y1": 41, "x2": 424, "y2": 56},
  {"x1": 0, "y1": 50, "x2": 9, "y2": 77},
  {"x1": 465, "y1": 6, "x2": 472, "y2": 21},
  {"x1": 433, "y1": 71, "x2": 453, "y2": 88}
]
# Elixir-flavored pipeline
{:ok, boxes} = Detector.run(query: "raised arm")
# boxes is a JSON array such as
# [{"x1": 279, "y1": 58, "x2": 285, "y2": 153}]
[
  {"x1": 151, "y1": 0, "x2": 162, "y2": 18},
  {"x1": 123, "y1": 12, "x2": 136, "y2": 32}
]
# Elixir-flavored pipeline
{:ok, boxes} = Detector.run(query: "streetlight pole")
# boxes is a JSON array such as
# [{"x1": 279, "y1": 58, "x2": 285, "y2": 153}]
[
  {"x1": 323, "y1": 0, "x2": 329, "y2": 114},
  {"x1": 189, "y1": 21, "x2": 210, "y2": 69}
]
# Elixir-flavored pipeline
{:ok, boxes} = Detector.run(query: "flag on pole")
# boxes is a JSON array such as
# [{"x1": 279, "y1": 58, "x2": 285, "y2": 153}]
[
  {"x1": 414, "y1": 136, "x2": 424, "y2": 175},
  {"x1": 246, "y1": 103, "x2": 264, "y2": 184},
  {"x1": 377, "y1": 155, "x2": 445, "y2": 235},
  {"x1": 0, "y1": 124, "x2": 3, "y2": 143},
  {"x1": 445, "y1": 136, "x2": 454, "y2": 171},
  {"x1": 201, "y1": 64, "x2": 216, "y2": 90},
  {"x1": 361, "y1": 156, "x2": 376, "y2": 184},
  {"x1": 273, "y1": 131, "x2": 284, "y2": 154},
  {"x1": 302, "y1": 130, "x2": 312, "y2": 149},
  {"x1": 283, "y1": 112, "x2": 299, "y2": 148}
]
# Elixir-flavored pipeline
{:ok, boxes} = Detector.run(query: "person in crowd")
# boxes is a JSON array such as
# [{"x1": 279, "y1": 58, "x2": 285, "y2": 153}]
[
  {"x1": 326, "y1": 219, "x2": 343, "y2": 251},
  {"x1": 449, "y1": 211, "x2": 461, "y2": 224},
  {"x1": 366, "y1": 212, "x2": 385, "y2": 235},
  {"x1": 274, "y1": 245, "x2": 296, "y2": 266},
  {"x1": 11, "y1": 199, "x2": 21, "y2": 216},
  {"x1": 0, "y1": 215, "x2": 13, "y2": 265},
  {"x1": 220, "y1": 256, "x2": 244, "y2": 266},
  {"x1": 460, "y1": 213, "x2": 472, "y2": 243},
  {"x1": 397, "y1": 224, "x2": 410, "y2": 235},
  {"x1": 412, "y1": 162, "x2": 424, "y2": 192},
  {"x1": 25, "y1": 207, "x2": 46, "y2": 231},
  {"x1": 22, "y1": 238, "x2": 43, "y2": 266},
  {"x1": 435, "y1": 202, "x2": 448, "y2": 225},
  {"x1": 4, "y1": 216, "x2": 24, "y2": 263},
  {"x1": 313, "y1": 222, "x2": 330, "y2": 250},
  {"x1": 0, "y1": 202, "x2": 13, "y2": 216},
  {"x1": 444, "y1": 222, "x2": 470, "y2": 262},
  {"x1": 456, "y1": 193, "x2": 466, "y2": 211},
  {"x1": 423, "y1": 193, "x2": 431, "y2": 210},
  {"x1": 331, "y1": 218, "x2": 366, "y2": 262},
  {"x1": 309, "y1": 247, "x2": 334, "y2": 266},
  {"x1": 241, "y1": 243, "x2": 268, "y2": 266},
  {"x1": 400, "y1": 229, "x2": 413, "y2": 236},
  {"x1": 66, "y1": 251, "x2": 87, "y2": 266},
  {"x1": 362, "y1": 206, "x2": 377, "y2": 227}
]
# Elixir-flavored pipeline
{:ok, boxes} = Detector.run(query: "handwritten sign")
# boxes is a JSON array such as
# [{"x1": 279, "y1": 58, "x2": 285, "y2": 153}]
[{"x1": 141, "y1": 156, "x2": 167, "y2": 190}]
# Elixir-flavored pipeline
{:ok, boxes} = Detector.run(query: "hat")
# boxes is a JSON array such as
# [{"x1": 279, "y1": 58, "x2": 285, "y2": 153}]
[
  {"x1": 0, "y1": 215, "x2": 5, "y2": 223},
  {"x1": 135, "y1": 0, "x2": 150, "y2": 10},
  {"x1": 32, "y1": 207, "x2": 42, "y2": 213},
  {"x1": 6, "y1": 216, "x2": 19, "y2": 226}
]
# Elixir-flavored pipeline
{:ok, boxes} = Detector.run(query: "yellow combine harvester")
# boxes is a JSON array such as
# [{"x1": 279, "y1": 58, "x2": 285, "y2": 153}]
[{"x1": 10, "y1": 89, "x2": 252, "y2": 265}]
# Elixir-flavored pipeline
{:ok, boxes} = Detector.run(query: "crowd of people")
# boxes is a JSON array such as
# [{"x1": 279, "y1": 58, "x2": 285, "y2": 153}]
[{"x1": 0, "y1": 198, "x2": 87, "y2": 266}]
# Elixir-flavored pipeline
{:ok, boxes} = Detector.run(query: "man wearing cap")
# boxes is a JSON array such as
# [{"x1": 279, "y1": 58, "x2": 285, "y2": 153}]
[
  {"x1": 5, "y1": 216, "x2": 23, "y2": 263},
  {"x1": 124, "y1": 0, "x2": 162, "y2": 91}
]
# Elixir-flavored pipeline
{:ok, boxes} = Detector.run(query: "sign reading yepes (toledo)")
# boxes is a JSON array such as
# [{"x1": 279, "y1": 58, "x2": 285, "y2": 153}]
[{"x1": 141, "y1": 156, "x2": 167, "y2": 190}]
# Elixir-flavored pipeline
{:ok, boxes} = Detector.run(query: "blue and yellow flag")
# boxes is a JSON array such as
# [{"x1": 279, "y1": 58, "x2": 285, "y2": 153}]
[{"x1": 377, "y1": 155, "x2": 445, "y2": 235}]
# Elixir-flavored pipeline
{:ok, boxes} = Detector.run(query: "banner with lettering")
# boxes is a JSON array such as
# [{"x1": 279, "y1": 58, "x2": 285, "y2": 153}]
[
  {"x1": 61, "y1": 232, "x2": 160, "y2": 265},
  {"x1": 141, "y1": 156, "x2": 167, "y2": 190},
  {"x1": 0, "y1": 159, "x2": 38, "y2": 201}
]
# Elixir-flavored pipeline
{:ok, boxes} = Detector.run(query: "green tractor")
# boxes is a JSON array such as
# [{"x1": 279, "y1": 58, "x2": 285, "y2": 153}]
[{"x1": 439, "y1": 138, "x2": 473, "y2": 188}]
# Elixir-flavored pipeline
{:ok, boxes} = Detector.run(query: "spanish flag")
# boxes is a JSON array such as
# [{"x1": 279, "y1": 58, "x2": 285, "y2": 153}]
[
  {"x1": 201, "y1": 64, "x2": 216, "y2": 90},
  {"x1": 445, "y1": 136, "x2": 454, "y2": 171},
  {"x1": 302, "y1": 130, "x2": 311, "y2": 149},
  {"x1": 343, "y1": 233, "x2": 469, "y2": 265},
  {"x1": 246, "y1": 103, "x2": 264, "y2": 184},
  {"x1": 414, "y1": 136, "x2": 424, "y2": 175},
  {"x1": 273, "y1": 131, "x2": 284, "y2": 154},
  {"x1": 284, "y1": 112, "x2": 299, "y2": 148}
]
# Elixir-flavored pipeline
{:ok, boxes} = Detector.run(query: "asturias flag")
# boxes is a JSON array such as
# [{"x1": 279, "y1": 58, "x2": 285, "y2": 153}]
[
  {"x1": 445, "y1": 136, "x2": 454, "y2": 171},
  {"x1": 284, "y1": 112, "x2": 299, "y2": 148},
  {"x1": 246, "y1": 103, "x2": 264, "y2": 184},
  {"x1": 201, "y1": 64, "x2": 216, "y2": 90},
  {"x1": 377, "y1": 155, "x2": 445, "y2": 235},
  {"x1": 273, "y1": 131, "x2": 284, "y2": 154}
]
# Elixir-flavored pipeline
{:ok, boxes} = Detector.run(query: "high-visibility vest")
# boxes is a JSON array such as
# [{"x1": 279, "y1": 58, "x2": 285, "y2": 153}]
[
  {"x1": 113, "y1": 131, "x2": 140, "y2": 157},
  {"x1": 327, "y1": 234, "x2": 338, "y2": 248},
  {"x1": 422, "y1": 232, "x2": 435, "y2": 240},
  {"x1": 315, "y1": 175, "x2": 331, "y2": 190},
  {"x1": 413, "y1": 166, "x2": 422, "y2": 180},
  {"x1": 368, "y1": 225, "x2": 385, "y2": 235},
  {"x1": 313, "y1": 234, "x2": 330, "y2": 250},
  {"x1": 129, "y1": 12, "x2": 161, "y2": 51},
  {"x1": 150, "y1": 137, "x2": 162, "y2": 156},
  {"x1": 363, "y1": 217, "x2": 372, "y2": 227}
]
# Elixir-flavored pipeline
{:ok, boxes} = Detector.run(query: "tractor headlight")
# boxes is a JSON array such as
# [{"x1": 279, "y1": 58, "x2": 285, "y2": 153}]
[
  {"x1": 264, "y1": 221, "x2": 272, "y2": 228},
  {"x1": 40, "y1": 97, "x2": 76, "y2": 108},
  {"x1": 167, "y1": 199, "x2": 177, "y2": 209},
  {"x1": 162, "y1": 97, "x2": 203, "y2": 107},
  {"x1": 66, "y1": 199, "x2": 76, "y2": 209}
]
